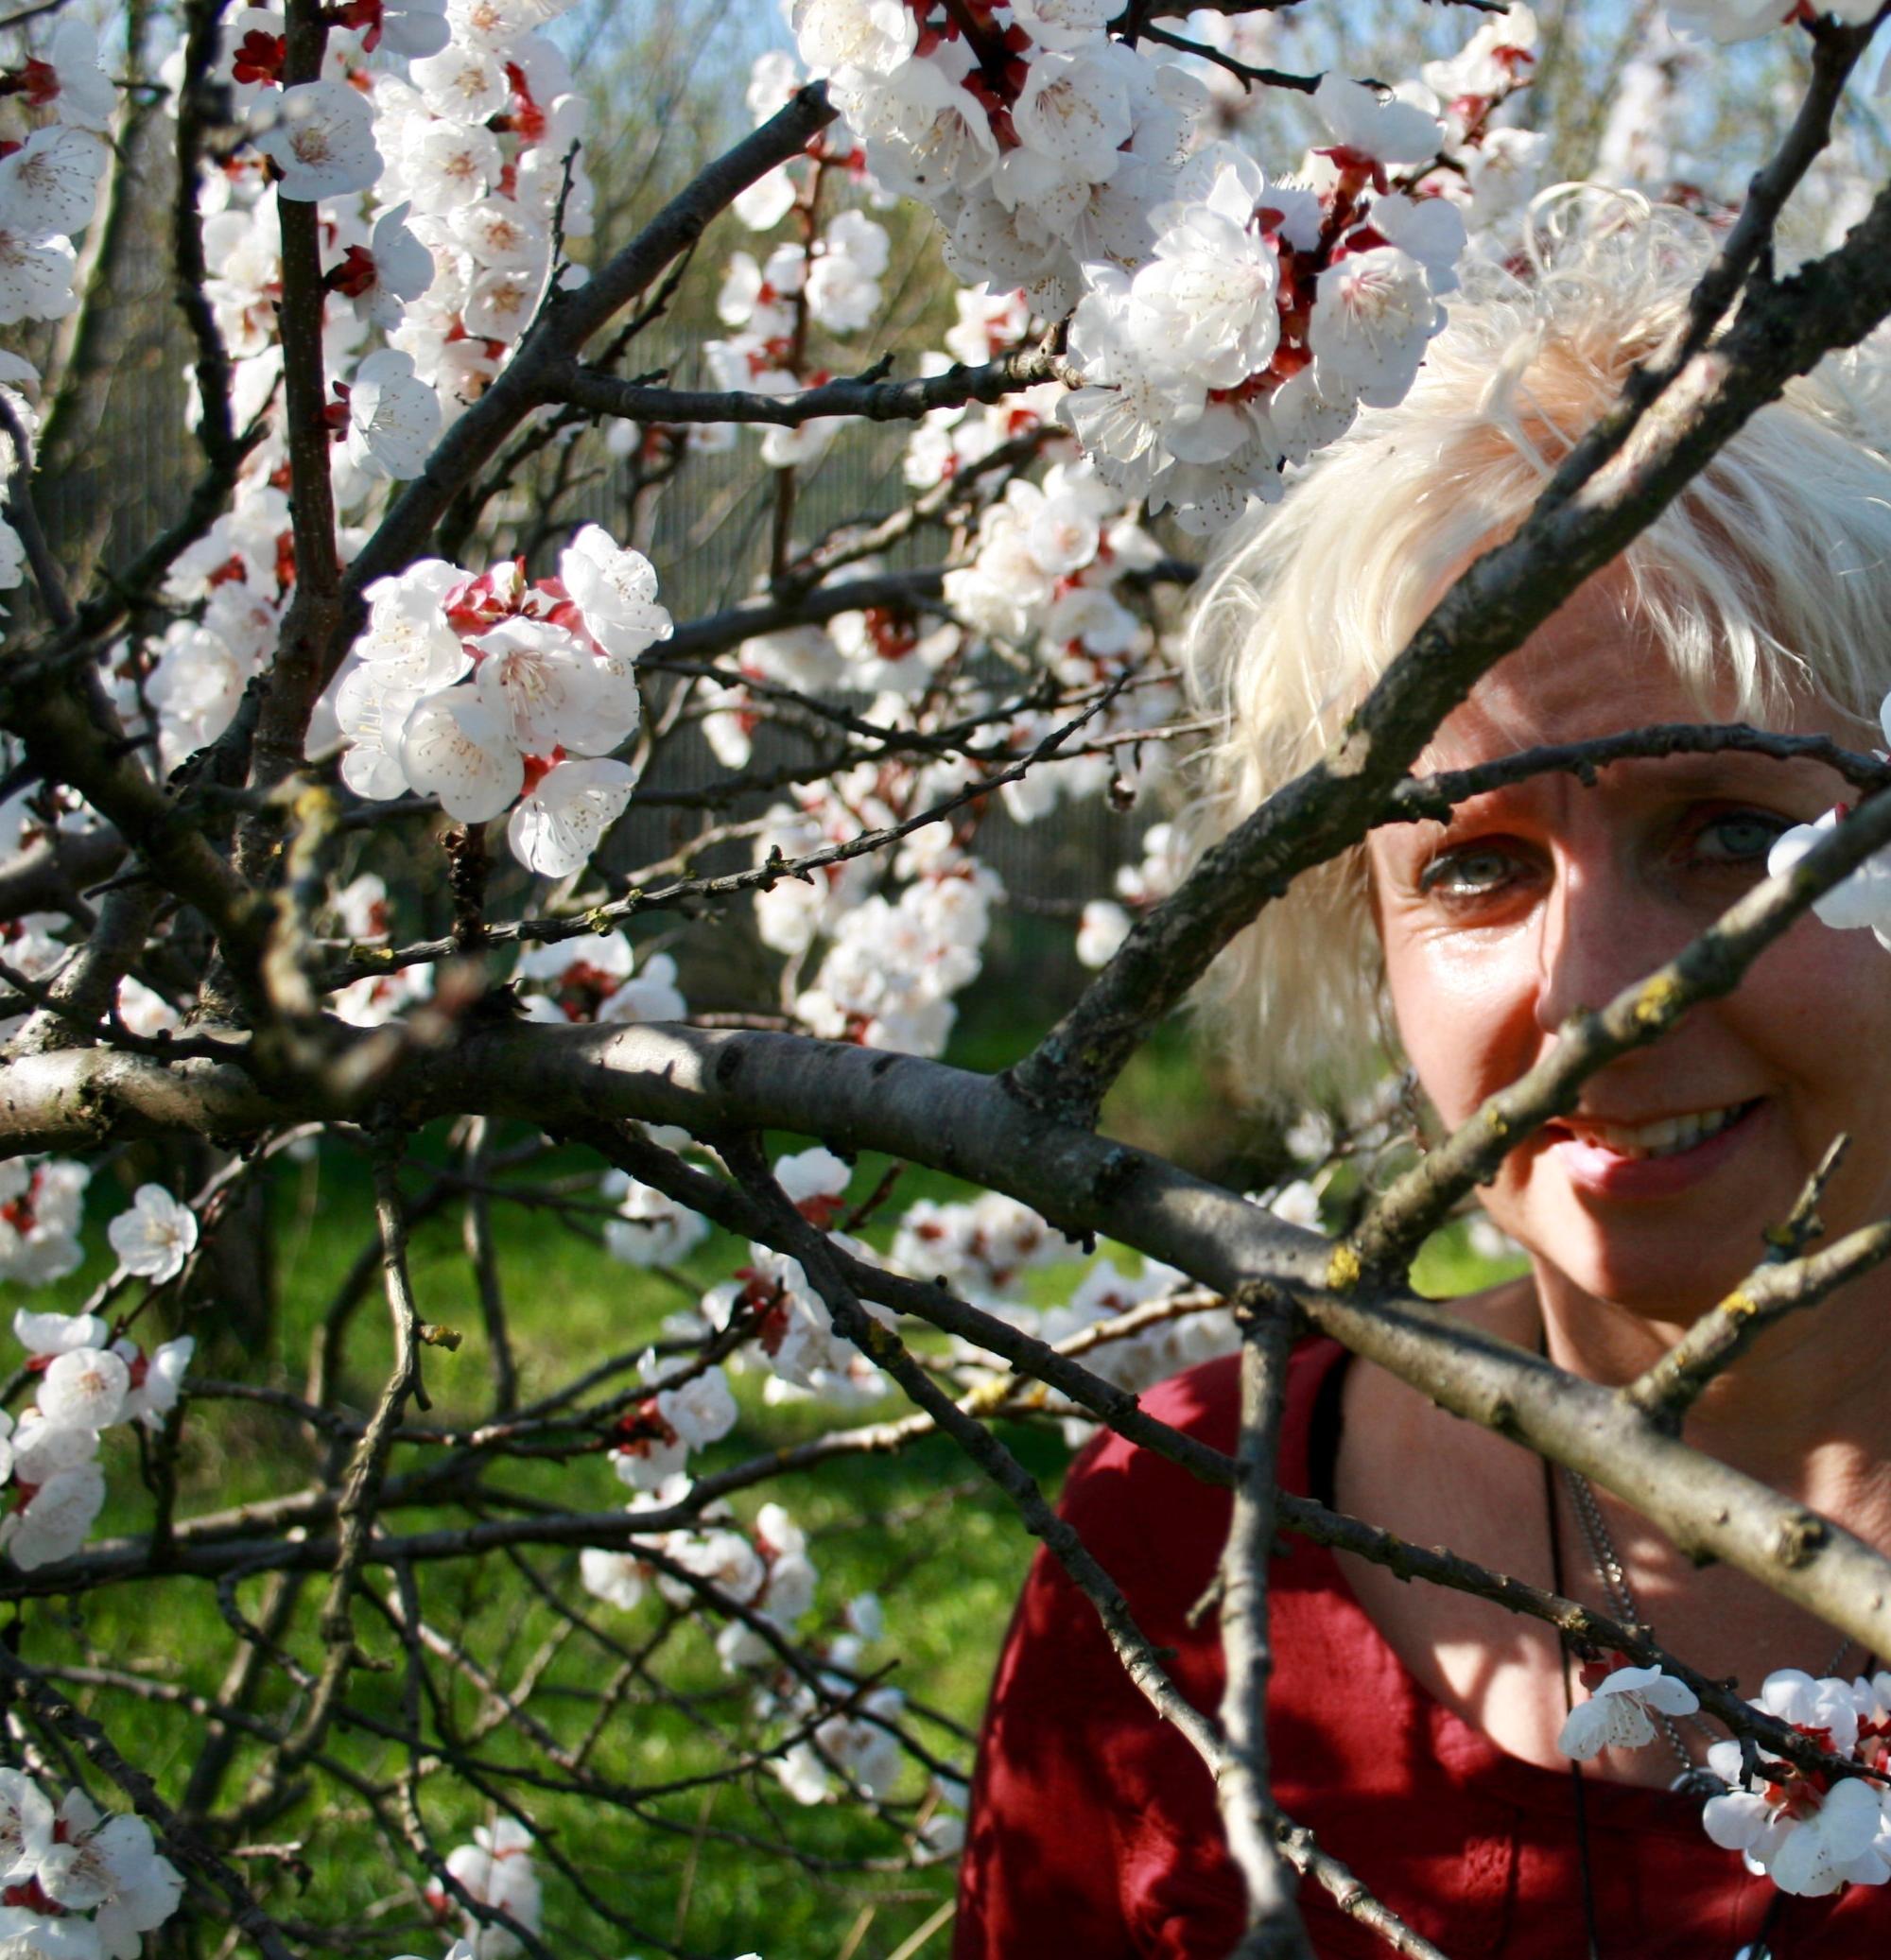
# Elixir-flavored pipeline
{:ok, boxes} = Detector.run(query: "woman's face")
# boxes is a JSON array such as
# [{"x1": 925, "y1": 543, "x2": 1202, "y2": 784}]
[{"x1": 1366, "y1": 579, "x2": 1891, "y2": 1321}]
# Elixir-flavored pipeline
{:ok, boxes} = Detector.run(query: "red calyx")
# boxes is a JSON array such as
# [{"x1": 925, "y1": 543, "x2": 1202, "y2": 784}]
[
  {"x1": 615, "y1": 1399, "x2": 680, "y2": 1449},
  {"x1": 553, "y1": 961, "x2": 619, "y2": 1021},
  {"x1": 324, "y1": 243, "x2": 378, "y2": 298},
  {"x1": 503, "y1": 62, "x2": 546, "y2": 141},
  {"x1": 1312, "y1": 144, "x2": 1388, "y2": 199},
  {"x1": 329, "y1": 0, "x2": 385, "y2": 52},
  {"x1": 518, "y1": 747, "x2": 565, "y2": 798},
  {"x1": 232, "y1": 28, "x2": 287, "y2": 84},
  {"x1": 1333, "y1": 222, "x2": 1389, "y2": 260},
  {"x1": 12, "y1": 58, "x2": 59, "y2": 108}
]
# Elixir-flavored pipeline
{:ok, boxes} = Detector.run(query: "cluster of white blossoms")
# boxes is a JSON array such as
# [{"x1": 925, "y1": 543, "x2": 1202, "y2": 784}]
[
  {"x1": 0, "y1": 23, "x2": 112, "y2": 320},
  {"x1": 888, "y1": 1190, "x2": 1240, "y2": 1438},
  {"x1": 424, "y1": 1820, "x2": 540, "y2": 1960},
  {"x1": 1559, "y1": 1658, "x2": 1891, "y2": 1898},
  {"x1": 742, "y1": 774, "x2": 1002, "y2": 1060},
  {"x1": 1074, "y1": 818, "x2": 1187, "y2": 968},
  {"x1": 174, "y1": 0, "x2": 594, "y2": 464},
  {"x1": 709, "y1": 79, "x2": 896, "y2": 473},
  {"x1": 1703, "y1": 1670, "x2": 1891, "y2": 1897},
  {"x1": 782, "y1": 0, "x2": 1551, "y2": 526},
  {"x1": 0, "y1": 1157, "x2": 90, "y2": 1286},
  {"x1": 512, "y1": 929, "x2": 685, "y2": 1026},
  {"x1": 693, "y1": 1149, "x2": 900, "y2": 1404},
  {"x1": 0, "y1": 1183, "x2": 196, "y2": 1571},
  {"x1": 0, "y1": 1768, "x2": 183, "y2": 1959},
  {"x1": 330, "y1": 529, "x2": 668, "y2": 876},
  {"x1": 891, "y1": 1189, "x2": 1080, "y2": 1300},
  {"x1": 581, "y1": 1492, "x2": 821, "y2": 1675},
  {"x1": 97, "y1": 0, "x2": 603, "y2": 795},
  {"x1": 942, "y1": 457, "x2": 1161, "y2": 672},
  {"x1": 0, "y1": 21, "x2": 113, "y2": 608},
  {"x1": 5, "y1": 1275, "x2": 195, "y2": 1571},
  {"x1": 601, "y1": 1352, "x2": 737, "y2": 1492}
]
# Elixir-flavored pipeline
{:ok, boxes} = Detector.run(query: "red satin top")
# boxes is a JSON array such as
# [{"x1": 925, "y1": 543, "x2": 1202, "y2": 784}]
[{"x1": 954, "y1": 1338, "x2": 1891, "y2": 1956}]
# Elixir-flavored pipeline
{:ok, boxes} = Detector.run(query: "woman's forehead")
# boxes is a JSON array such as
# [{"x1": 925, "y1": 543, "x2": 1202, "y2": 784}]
[{"x1": 1414, "y1": 581, "x2": 1810, "y2": 772}]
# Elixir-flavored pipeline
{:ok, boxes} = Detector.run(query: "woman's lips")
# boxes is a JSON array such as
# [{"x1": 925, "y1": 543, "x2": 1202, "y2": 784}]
[{"x1": 1542, "y1": 1097, "x2": 1767, "y2": 1200}]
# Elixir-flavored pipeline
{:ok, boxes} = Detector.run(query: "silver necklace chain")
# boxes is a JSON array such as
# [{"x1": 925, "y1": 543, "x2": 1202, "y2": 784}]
[{"x1": 1561, "y1": 1467, "x2": 1854, "y2": 1799}]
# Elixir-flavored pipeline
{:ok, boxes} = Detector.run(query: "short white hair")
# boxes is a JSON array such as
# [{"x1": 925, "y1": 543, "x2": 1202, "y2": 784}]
[{"x1": 1186, "y1": 196, "x2": 1891, "y2": 1105}]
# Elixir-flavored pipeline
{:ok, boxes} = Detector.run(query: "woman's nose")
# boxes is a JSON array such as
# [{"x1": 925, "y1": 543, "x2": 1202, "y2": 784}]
[{"x1": 1531, "y1": 855, "x2": 1679, "y2": 1034}]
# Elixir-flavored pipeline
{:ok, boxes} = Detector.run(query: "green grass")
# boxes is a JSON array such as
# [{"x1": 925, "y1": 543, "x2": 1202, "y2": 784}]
[{"x1": 26, "y1": 1022, "x2": 1516, "y2": 1960}]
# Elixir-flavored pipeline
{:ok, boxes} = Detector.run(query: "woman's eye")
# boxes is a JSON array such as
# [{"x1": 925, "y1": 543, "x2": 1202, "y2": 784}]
[
  {"x1": 1417, "y1": 845, "x2": 1523, "y2": 900},
  {"x1": 1691, "y1": 810, "x2": 1790, "y2": 865}
]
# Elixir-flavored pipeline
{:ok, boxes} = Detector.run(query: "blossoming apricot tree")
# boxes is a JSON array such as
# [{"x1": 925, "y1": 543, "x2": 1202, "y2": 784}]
[{"x1": 5, "y1": 0, "x2": 1891, "y2": 1953}]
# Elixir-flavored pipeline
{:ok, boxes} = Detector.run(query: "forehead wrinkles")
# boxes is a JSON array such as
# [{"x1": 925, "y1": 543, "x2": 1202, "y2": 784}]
[{"x1": 1411, "y1": 569, "x2": 1740, "y2": 773}]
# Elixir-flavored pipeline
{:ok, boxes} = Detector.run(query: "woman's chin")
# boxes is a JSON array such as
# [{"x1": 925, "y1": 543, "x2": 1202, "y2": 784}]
[{"x1": 1494, "y1": 1198, "x2": 1765, "y2": 1328}]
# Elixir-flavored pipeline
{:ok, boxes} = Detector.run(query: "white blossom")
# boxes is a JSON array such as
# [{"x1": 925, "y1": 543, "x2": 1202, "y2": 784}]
[
  {"x1": 399, "y1": 690, "x2": 525, "y2": 822},
  {"x1": 788, "y1": 0, "x2": 917, "y2": 80},
  {"x1": 558, "y1": 527, "x2": 671, "y2": 659},
  {"x1": 1556, "y1": 1663, "x2": 1701, "y2": 1761},
  {"x1": 507, "y1": 756, "x2": 640, "y2": 876},
  {"x1": 2, "y1": 1460, "x2": 106, "y2": 1569},
  {"x1": 0, "y1": 227, "x2": 78, "y2": 325},
  {"x1": 1311, "y1": 73, "x2": 1443, "y2": 166},
  {"x1": 37, "y1": 1346, "x2": 130, "y2": 1432},
  {"x1": 1769, "y1": 797, "x2": 1891, "y2": 949},
  {"x1": 14, "y1": 1308, "x2": 109, "y2": 1361},
  {"x1": 1012, "y1": 44, "x2": 1139, "y2": 184},
  {"x1": 106, "y1": 1184, "x2": 199, "y2": 1282},
  {"x1": 1309, "y1": 243, "x2": 1443, "y2": 406},
  {"x1": 602, "y1": 1172, "x2": 709, "y2": 1268},
  {"x1": 252, "y1": 81, "x2": 383, "y2": 201},
  {"x1": 657, "y1": 1368, "x2": 739, "y2": 1449},
  {"x1": 0, "y1": 127, "x2": 107, "y2": 244},
  {"x1": 412, "y1": 43, "x2": 511, "y2": 125},
  {"x1": 432, "y1": 1821, "x2": 541, "y2": 1960},
  {"x1": 40, "y1": 20, "x2": 118, "y2": 131},
  {"x1": 119, "y1": 1337, "x2": 195, "y2": 1431},
  {"x1": 1075, "y1": 898, "x2": 1132, "y2": 969},
  {"x1": 27, "y1": 1790, "x2": 184, "y2": 1954},
  {"x1": 580, "y1": 1546, "x2": 646, "y2": 1611},
  {"x1": 345, "y1": 348, "x2": 441, "y2": 477}
]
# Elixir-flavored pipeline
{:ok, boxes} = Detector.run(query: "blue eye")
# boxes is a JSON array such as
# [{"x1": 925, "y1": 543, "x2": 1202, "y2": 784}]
[
  {"x1": 1694, "y1": 811, "x2": 1789, "y2": 864},
  {"x1": 1418, "y1": 845, "x2": 1520, "y2": 897}
]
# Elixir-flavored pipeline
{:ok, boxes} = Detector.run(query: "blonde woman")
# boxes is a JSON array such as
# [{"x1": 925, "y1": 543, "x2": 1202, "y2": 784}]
[{"x1": 956, "y1": 206, "x2": 1891, "y2": 1958}]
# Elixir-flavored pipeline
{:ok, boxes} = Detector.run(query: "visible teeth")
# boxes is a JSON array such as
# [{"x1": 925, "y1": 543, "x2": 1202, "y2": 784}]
[{"x1": 1572, "y1": 1101, "x2": 1750, "y2": 1160}]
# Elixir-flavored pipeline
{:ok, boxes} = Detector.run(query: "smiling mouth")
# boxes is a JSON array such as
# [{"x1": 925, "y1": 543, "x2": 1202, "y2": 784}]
[{"x1": 1553, "y1": 1098, "x2": 1765, "y2": 1162}]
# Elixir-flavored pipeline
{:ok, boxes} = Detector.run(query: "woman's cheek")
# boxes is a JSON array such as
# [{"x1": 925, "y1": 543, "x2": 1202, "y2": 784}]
[{"x1": 1390, "y1": 932, "x2": 1543, "y2": 1130}]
